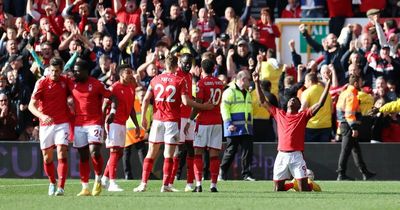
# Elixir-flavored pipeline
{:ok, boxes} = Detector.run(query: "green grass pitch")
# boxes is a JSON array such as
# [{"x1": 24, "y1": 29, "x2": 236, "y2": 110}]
[{"x1": 1, "y1": 179, "x2": 400, "y2": 210}]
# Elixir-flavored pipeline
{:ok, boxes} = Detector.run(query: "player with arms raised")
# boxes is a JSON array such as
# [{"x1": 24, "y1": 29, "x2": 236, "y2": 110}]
[
  {"x1": 28, "y1": 57, "x2": 70, "y2": 196},
  {"x1": 187, "y1": 58, "x2": 224, "y2": 192},
  {"x1": 133, "y1": 54, "x2": 213, "y2": 192},
  {"x1": 253, "y1": 71, "x2": 330, "y2": 191}
]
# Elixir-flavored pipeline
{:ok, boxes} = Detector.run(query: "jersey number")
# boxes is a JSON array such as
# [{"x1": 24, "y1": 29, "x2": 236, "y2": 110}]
[
  {"x1": 155, "y1": 84, "x2": 176, "y2": 102},
  {"x1": 209, "y1": 88, "x2": 222, "y2": 105}
]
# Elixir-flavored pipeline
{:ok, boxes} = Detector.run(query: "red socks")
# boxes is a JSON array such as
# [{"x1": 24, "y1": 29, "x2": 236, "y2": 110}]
[
  {"x1": 163, "y1": 158, "x2": 173, "y2": 186},
  {"x1": 210, "y1": 156, "x2": 220, "y2": 184},
  {"x1": 79, "y1": 159, "x2": 90, "y2": 183},
  {"x1": 193, "y1": 154, "x2": 203, "y2": 183},
  {"x1": 284, "y1": 183, "x2": 294, "y2": 191},
  {"x1": 44, "y1": 162, "x2": 56, "y2": 184},
  {"x1": 103, "y1": 159, "x2": 110, "y2": 178},
  {"x1": 186, "y1": 156, "x2": 194, "y2": 184},
  {"x1": 57, "y1": 158, "x2": 68, "y2": 189},
  {"x1": 91, "y1": 155, "x2": 103, "y2": 176},
  {"x1": 108, "y1": 152, "x2": 119, "y2": 180},
  {"x1": 141, "y1": 158, "x2": 154, "y2": 184},
  {"x1": 168, "y1": 157, "x2": 180, "y2": 185}
]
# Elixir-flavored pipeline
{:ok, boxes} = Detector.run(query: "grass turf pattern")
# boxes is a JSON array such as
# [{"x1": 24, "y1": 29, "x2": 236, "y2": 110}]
[{"x1": 0, "y1": 179, "x2": 400, "y2": 210}]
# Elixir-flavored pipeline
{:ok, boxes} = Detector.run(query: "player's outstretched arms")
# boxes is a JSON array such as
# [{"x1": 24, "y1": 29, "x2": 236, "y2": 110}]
[{"x1": 310, "y1": 79, "x2": 331, "y2": 116}]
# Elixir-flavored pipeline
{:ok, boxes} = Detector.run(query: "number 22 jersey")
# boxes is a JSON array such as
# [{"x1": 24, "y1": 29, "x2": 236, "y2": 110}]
[{"x1": 149, "y1": 72, "x2": 188, "y2": 122}]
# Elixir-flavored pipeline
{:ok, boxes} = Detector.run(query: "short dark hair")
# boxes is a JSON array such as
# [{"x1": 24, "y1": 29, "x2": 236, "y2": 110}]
[
  {"x1": 305, "y1": 72, "x2": 318, "y2": 84},
  {"x1": 74, "y1": 60, "x2": 89, "y2": 71},
  {"x1": 201, "y1": 59, "x2": 215, "y2": 74},
  {"x1": 349, "y1": 74, "x2": 361, "y2": 85},
  {"x1": 116, "y1": 64, "x2": 132, "y2": 75},
  {"x1": 50, "y1": 57, "x2": 64, "y2": 68}
]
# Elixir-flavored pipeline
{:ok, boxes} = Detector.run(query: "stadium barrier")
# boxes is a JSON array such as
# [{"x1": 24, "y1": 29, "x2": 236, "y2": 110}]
[{"x1": 0, "y1": 142, "x2": 399, "y2": 180}]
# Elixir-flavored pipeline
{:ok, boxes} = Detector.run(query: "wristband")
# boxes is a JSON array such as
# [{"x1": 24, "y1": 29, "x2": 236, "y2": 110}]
[{"x1": 110, "y1": 108, "x2": 116, "y2": 114}]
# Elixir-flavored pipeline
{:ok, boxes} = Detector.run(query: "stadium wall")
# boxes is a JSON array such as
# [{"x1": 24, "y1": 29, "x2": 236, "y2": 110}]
[{"x1": 0, "y1": 142, "x2": 398, "y2": 180}]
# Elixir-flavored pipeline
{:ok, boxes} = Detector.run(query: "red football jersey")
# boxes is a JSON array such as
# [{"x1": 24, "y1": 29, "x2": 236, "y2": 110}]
[
  {"x1": 31, "y1": 76, "x2": 70, "y2": 126},
  {"x1": 176, "y1": 68, "x2": 192, "y2": 118},
  {"x1": 269, "y1": 106, "x2": 313, "y2": 151},
  {"x1": 110, "y1": 81, "x2": 136, "y2": 125},
  {"x1": 196, "y1": 75, "x2": 224, "y2": 125},
  {"x1": 150, "y1": 72, "x2": 188, "y2": 122},
  {"x1": 68, "y1": 77, "x2": 112, "y2": 126}
]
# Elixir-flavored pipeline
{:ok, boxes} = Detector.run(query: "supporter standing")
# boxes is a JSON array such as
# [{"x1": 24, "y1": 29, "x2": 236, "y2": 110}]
[
  {"x1": 28, "y1": 57, "x2": 70, "y2": 196},
  {"x1": 300, "y1": 73, "x2": 332, "y2": 142},
  {"x1": 336, "y1": 75, "x2": 376, "y2": 181}
]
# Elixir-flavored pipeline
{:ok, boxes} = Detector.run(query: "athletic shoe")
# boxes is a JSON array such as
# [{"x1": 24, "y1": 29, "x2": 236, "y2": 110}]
[
  {"x1": 76, "y1": 188, "x2": 91, "y2": 196},
  {"x1": 48, "y1": 183, "x2": 56, "y2": 196},
  {"x1": 309, "y1": 180, "x2": 322, "y2": 192},
  {"x1": 217, "y1": 175, "x2": 226, "y2": 181},
  {"x1": 184, "y1": 185, "x2": 194, "y2": 192},
  {"x1": 168, "y1": 186, "x2": 180, "y2": 192},
  {"x1": 210, "y1": 187, "x2": 218, "y2": 192},
  {"x1": 337, "y1": 174, "x2": 355, "y2": 181},
  {"x1": 108, "y1": 183, "x2": 124, "y2": 192},
  {"x1": 101, "y1": 177, "x2": 109, "y2": 189},
  {"x1": 292, "y1": 179, "x2": 299, "y2": 191},
  {"x1": 243, "y1": 176, "x2": 256, "y2": 181},
  {"x1": 192, "y1": 186, "x2": 202, "y2": 192},
  {"x1": 160, "y1": 185, "x2": 173, "y2": 192},
  {"x1": 92, "y1": 181, "x2": 102, "y2": 196},
  {"x1": 54, "y1": 188, "x2": 65, "y2": 196},
  {"x1": 133, "y1": 184, "x2": 147, "y2": 192},
  {"x1": 362, "y1": 171, "x2": 376, "y2": 181}
]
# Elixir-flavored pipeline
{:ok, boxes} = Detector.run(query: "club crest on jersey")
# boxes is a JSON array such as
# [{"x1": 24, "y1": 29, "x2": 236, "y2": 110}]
[
  {"x1": 61, "y1": 82, "x2": 65, "y2": 88},
  {"x1": 88, "y1": 84, "x2": 93, "y2": 91}
]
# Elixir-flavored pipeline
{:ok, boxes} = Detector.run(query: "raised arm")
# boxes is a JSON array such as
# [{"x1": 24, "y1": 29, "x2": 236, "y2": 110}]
[
  {"x1": 310, "y1": 79, "x2": 331, "y2": 116},
  {"x1": 252, "y1": 71, "x2": 272, "y2": 109}
]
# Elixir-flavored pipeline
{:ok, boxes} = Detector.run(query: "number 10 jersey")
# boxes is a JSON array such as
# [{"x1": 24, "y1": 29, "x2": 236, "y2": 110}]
[
  {"x1": 149, "y1": 72, "x2": 188, "y2": 122},
  {"x1": 196, "y1": 75, "x2": 224, "y2": 125}
]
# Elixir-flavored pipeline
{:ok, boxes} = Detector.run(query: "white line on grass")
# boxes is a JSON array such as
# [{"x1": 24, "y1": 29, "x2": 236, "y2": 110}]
[{"x1": 0, "y1": 180, "x2": 132, "y2": 188}]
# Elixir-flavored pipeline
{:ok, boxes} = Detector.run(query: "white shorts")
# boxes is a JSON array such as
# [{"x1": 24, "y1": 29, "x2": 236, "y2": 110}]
[
  {"x1": 106, "y1": 123, "x2": 126, "y2": 148},
  {"x1": 194, "y1": 124, "x2": 223, "y2": 150},
  {"x1": 73, "y1": 125, "x2": 103, "y2": 148},
  {"x1": 273, "y1": 151, "x2": 308, "y2": 181},
  {"x1": 39, "y1": 123, "x2": 70, "y2": 150},
  {"x1": 148, "y1": 120, "x2": 180, "y2": 145},
  {"x1": 179, "y1": 118, "x2": 195, "y2": 143}
]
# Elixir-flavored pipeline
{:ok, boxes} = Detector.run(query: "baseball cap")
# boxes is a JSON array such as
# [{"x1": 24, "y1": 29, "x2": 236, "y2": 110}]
[
  {"x1": 366, "y1": 9, "x2": 380, "y2": 17},
  {"x1": 8, "y1": 54, "x2": 23, "y2": 63},
  {"x1": 220, "y1": 33, "x2": 230, "y2": 41},
  {"x1": 237, "y1": 39, "x2": 248, "y2": 46}
]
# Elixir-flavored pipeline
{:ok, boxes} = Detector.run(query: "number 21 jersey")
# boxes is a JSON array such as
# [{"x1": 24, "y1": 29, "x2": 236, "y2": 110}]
[{"x1": 150, "y1": 72, "x2": 188, "y2": 122}]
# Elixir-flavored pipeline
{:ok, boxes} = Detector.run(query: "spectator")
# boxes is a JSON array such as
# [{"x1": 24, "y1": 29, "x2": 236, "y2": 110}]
[
  {"x1": 0, "y1": 93, "x2": 18, "y2": 140},
  {"x1": 256, "y1": 7, "x2": 280, "y2": 51},
  {"x1": 300, "y1": 73, "x2": 333, "y2": 142},
  {"x1": 281, "y1": 0, "x2": 301, "y2": 18}
]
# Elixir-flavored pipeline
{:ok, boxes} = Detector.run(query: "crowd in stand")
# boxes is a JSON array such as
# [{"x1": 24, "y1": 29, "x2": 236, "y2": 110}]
[{"x1": 0, "y1": 0, "x2": 399, "y2": 143}]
